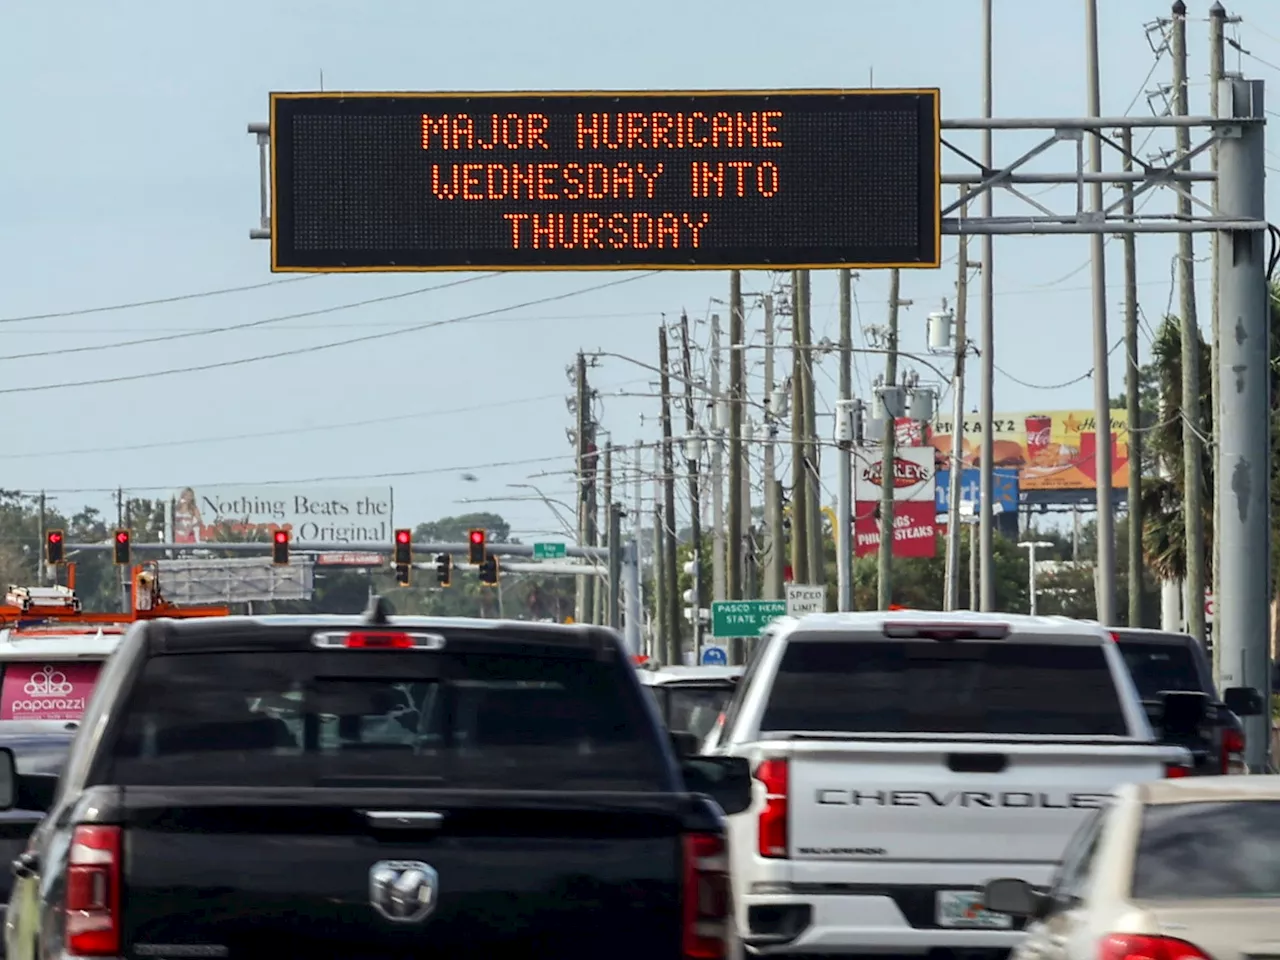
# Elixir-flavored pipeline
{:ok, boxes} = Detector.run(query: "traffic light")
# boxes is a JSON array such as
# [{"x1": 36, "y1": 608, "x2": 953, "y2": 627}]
[
  {"x1": 395, "y1": 562, "x2": 411, "y2": 587},
  {"x1": 435, "y1": 553, "x2": 452, "y2": 587},
  {"x1": 468, "y1": 528, "x2": 486, "y2": 565},
  {"x1": 45, "y1": 530, "x2": 64, "y2": 565},
  {"x1": 271, "y1": 529, "x2": 290, "y2": 565},
  {"x1": 112, "y1": 529, "x2": 131, "y2": 565},
  {"x1": 394, "y1": 528, "x2": 412, "y2": 566},
  {"x1": 479, "y1": 553, "x2": 499, "y2": 587}
]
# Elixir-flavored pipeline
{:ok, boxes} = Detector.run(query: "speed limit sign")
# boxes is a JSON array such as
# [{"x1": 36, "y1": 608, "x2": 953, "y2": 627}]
[{"x1": 1204, "y1": 590, "x2": 1216, "y2": 624}]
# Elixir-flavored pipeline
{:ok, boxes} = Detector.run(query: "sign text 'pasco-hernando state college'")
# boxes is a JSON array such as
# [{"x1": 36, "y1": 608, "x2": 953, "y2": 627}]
[{"x1": 269, "y1": 90, "x2": 941, "y2": 271}]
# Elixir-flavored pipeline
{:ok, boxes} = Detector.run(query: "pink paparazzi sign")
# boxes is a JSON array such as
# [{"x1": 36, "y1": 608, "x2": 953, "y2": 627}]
[{"x1": 0, "y1": 662, "x2": 103, "y2": 721}]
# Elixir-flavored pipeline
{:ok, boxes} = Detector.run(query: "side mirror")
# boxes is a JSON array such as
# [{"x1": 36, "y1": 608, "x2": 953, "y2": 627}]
[
  {"x1": 982, "y1": 877, "x2": 1045, "y2": 919},
  {"x1": 1159, "y1": 690, "x2": 1210, "y2": 738},
  {"x1": 681, "y1": 755, "x2": 752, "y2": 816},
  {"x1": 1223, "y1": 686, "x2": 1265, "y2": 718},
  {"x1": 670, "y1": 731, "x2": 699, "y2": 758},
  {"x1": 0, "y1": 748, "x2": 13, "y2": 811}
]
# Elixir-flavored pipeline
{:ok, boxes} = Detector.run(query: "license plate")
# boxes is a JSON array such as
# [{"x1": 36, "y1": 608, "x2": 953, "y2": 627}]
[{"x1": 935, "y1": 890, "x2": 1013, "y2": 929}]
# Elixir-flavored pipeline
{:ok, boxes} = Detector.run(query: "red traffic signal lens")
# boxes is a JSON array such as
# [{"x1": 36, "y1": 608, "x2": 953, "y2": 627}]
[
  {"x1": 396, "y1": 530, "x2": 411, "y2": 544},
  {"x1": 273, "y1": 530, "x2": 288, "y2": 544},
  {"x1": 115, "y1": 531, "x2": 129, "y2": 543},
  {"x1": 469, "y1": 530, "x2": 483, "y2": 544},
  {"x1": 47, "y1": 532, "x2": 62, "y2": 544}
]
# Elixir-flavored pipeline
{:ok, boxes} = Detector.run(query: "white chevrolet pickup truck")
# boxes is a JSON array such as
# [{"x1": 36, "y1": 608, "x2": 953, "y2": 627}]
[{"x1": 702, "y1": 611, "x2": 1193, "y2": 959}]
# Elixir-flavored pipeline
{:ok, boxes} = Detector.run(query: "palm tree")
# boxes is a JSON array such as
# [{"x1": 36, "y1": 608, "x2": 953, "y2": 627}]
[
  {"x1": 1141, "y1": 285, "x2": 1280, "y2": 585},
  {"x1": 1139, "y1": 316, "x2": 1213, "y2": 582}
]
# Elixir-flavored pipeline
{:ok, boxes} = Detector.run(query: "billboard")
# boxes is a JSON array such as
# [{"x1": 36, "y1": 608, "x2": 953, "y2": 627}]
[
  {"x1": 935, "y1": 468, "x2": 1020, "y2": 514},
  {"x1": 853, "y1": 446, "x2": 936, "y2": 502},
  {"x1": 268, "y1": 89, "x2": 941, "y2": 272},
  {"x1": 926, "y1": 410, "x2": 1130, "y2": 492},
  {"x1": 854, "y1": 502, "x2": 937, "y2": 558},
  {"x1": 173, "y1": 486, "x2": 394, "y2": 544},
  {"x1": 853, "y1": 446, "x2": 936, "y2": 558}
]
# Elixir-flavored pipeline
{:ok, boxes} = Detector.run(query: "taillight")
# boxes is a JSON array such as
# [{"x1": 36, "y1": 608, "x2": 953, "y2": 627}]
[
  {"x1": 1164, "y1": 763, "x2": 1191, "y2": 778},
  {"x1": 1222, "y1": 727, "x2": 1246, "y2": 773},
  {"x1": 1099, "y1": 934, "x2": 1212, "y2": 960},
  {"x1": 65, "y1": 825, "x2": 121, "y2": 957},
  {"x1": 682, "y1": 832, "x2": 729, "y2": 960},
  {"x1": 755, "y1": 758, "x2": 788, "y2": 858}
]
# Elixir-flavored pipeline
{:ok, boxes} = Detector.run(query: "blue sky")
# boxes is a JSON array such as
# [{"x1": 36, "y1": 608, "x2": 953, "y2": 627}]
[{"x1": 3, "y1": 0, "x2": 1279, "y2": 540}]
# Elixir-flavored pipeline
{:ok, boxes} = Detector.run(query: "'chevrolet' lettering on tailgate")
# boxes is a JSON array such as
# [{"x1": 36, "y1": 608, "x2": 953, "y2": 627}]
[{"x1": 815, "y1": 789, "x2": 1110, "y2": 809}]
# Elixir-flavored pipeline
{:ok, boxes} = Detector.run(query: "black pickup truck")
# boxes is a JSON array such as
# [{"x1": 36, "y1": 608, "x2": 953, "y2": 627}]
[
  {"x1": 0, "y1": 602, "x2": 751, "y2": 960},
  {"x1": 1111, "y1": 627, "x2": 1263, "y2": 775}
]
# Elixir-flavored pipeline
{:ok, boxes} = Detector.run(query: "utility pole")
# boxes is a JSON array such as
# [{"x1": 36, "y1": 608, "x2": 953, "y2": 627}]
[
  {"x1": 709, "y1": 314, "x2": 726, "y2": 602},
  {"x1": 968, "y1": 517, "x2": 978, "y2": 610},
  {"x1": 574, "y1": 352, "x2": 591, "y2": 624},
  {"x1": 1121, "y1": 127, "x2": 1143, "y2": 628},
  {"x1": 877, "y1": 269, "x2": 902, "y2": 610},
  {"x1": 1214, "y1": 77, "x2": 1269, "y2": 768},
  {"x1": 38, "y1": 492, "x2": 46, "y2": 586},
  {"x1": 600, "y1": 441, "x2": 614, "y2": 626},
  {"x1": 944, "y1": 186, "x2": 971, "y2": 612},
  {"x1": 978, "y1": 0, "x2": 996, "y2": 611},
  {"x1": 790, "y1": 271, "x2": 810, "y2": 585},
  {"x1": 1086, "y1": 0, "x2": 1117, "y2": 625},
  {"x1": 1173, "y1": 0, "x2": 1206, "y2": 645},
  {"x1": 678, "y1": 311, "x2": 704, "y2": 655},
  {"x1": 728, "y1": 270, "x2": 744, "y2": 606},
  {"x1": 799, "y1": 270, "x2": 824, "y2": 588},
  {"x1": 652, "y1": 446, "x2": 665, "y2": 658},
  {"x1": 607, "y1": 503, "x2": 622, "y2": 630},
  {"x1": 1209, "y1": 0, "x2": 1227, "y2": 661},
  {"x1": 658, "y1": 327, "x2": 682, "y2": 664},
  {"x1": 762, "y1": 294, "x2": 784, "y2": 599},
  {"x1": 836, "y1": 268, "x2": 854, "y2": 611}
]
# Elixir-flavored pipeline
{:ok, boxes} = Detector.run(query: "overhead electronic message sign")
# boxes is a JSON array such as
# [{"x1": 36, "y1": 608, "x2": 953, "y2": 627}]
[{"x1": 269, "y1": 88, "x2": 941, "y2": 273}]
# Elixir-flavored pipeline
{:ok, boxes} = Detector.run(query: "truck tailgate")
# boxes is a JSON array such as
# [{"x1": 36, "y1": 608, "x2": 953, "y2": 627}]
[
  {"x1": 117, "y1": 787, "x2": 685, "y2": 959},
  {"x1": 784, "y1": 738, "x2": 1177, "y2": 864}
]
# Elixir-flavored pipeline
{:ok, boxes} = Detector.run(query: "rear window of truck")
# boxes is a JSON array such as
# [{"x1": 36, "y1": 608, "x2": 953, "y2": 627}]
[
  {"x1": 1116, "y1": 642, "x2": 1202, "y2": 700},
  {"x1": 761, "y1": 639, "x2": 1127, "y2": 736},
  {"x1": 0, "y1": 661, "x2": 103, "y2": 722},
  {"x1": 104, "y1": 649, "x2": 667, "y2": 790}
]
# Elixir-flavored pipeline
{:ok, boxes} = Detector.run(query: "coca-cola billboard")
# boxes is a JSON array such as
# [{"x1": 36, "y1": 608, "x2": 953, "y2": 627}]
[{"x1": 853, "y1": 446, "x2": 935, "y2": 502}]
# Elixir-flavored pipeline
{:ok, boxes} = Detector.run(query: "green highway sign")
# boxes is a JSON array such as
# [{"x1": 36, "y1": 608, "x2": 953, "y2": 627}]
[
  {"x1": 711, "y1": 599, "x2": 787, "y2": 639},
  {"x1": 532, "y1": 542, "x2": 567, "y2": 560}
]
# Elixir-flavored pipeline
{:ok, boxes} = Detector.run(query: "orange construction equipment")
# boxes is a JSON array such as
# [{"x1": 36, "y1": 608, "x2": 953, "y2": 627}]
[{"x1": 0, "y1": 561, "x2": 229, "y2": 629}]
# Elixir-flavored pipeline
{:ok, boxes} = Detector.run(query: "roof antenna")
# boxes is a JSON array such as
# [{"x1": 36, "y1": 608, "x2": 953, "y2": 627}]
[
  {"x1": 319, "y1": 69, "x2": 324, "y2": 91},
  {"x1": 363, "y1": 594, "x2": 393, "y2": 625}
]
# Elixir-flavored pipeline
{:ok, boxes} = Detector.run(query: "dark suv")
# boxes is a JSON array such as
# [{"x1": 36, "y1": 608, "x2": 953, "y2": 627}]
[{"x1": 1111, "y1": 628, "x2": 1262, "y2": 774}]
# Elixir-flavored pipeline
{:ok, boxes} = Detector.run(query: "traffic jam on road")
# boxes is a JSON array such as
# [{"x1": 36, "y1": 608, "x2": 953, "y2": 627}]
[{"x1": 0, "y1": 568, "x2": 1268, "y2": 960}]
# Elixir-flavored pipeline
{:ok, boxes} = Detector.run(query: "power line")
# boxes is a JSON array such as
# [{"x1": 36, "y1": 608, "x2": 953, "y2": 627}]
[
  {"x1": 0, "y1": 376, "x2": 654, "y2": 461},
  {"x1": 0, "y1": 309, "x2": 670, "y2": 335},
  {"x1": 0, "y1": 272, "x2": 658, "y2": 396},
  {"x1": 0, "y1": 274, "x2": 501, "y2": 362},
  {"x1": 0, "y1": 275, "x2": 321, "y2": 324},
  {"x1": 33, "y1": 452, "x2": 581, "y2": 496}
]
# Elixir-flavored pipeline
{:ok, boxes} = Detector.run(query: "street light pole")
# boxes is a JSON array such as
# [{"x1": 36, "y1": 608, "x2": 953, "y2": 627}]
[{"x1": 1018, "y1": 540, "x2": 1054, "y2": 616}]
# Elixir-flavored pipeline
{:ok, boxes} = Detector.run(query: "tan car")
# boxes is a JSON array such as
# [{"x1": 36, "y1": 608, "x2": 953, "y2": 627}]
[{"x1": 983, "y1": 776, "x2": 1280, "y2": 960}]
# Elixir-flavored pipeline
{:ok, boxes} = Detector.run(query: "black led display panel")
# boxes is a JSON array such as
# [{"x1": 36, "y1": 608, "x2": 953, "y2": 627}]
[{"x1": 269, "y1": 89, "x2": 941, "y2": 272}]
